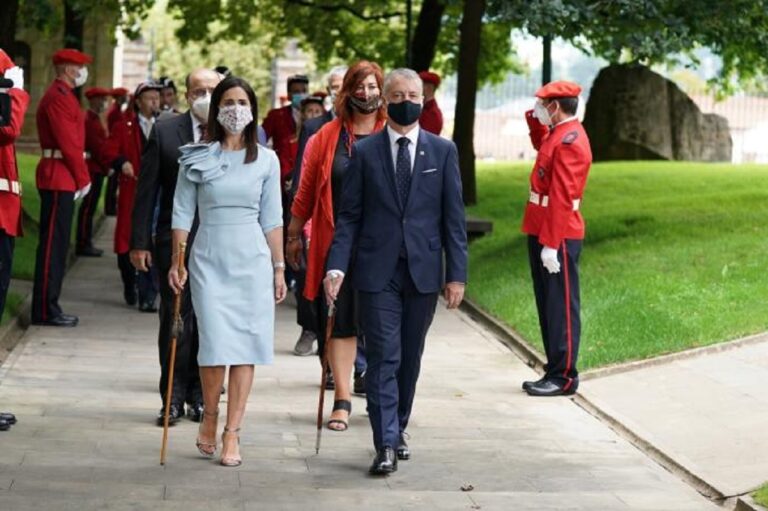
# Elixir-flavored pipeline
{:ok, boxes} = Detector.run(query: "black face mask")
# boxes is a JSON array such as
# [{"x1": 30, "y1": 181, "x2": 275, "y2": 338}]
[
  {"x1": 349, "y1": 95, "x2": 381, "y2": 114},
  {"x1": 387, "y1": 101, "x2": 422, "y2": 126}
]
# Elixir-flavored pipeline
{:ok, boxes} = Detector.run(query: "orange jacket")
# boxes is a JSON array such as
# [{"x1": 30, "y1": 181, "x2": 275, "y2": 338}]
[
  {"x1": 521, "y1": 115, "x2": 592, "y2": 248},
  {"x1": 0, "y1": 87, "x2": 29, "y2": 237}
]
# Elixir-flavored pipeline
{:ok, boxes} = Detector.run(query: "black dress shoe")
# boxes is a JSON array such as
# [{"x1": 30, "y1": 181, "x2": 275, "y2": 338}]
[
  {"x1": 396, "y1": 433, "x2": 410, "y2": 461},
  {"x1": 369, "y1": 447, "x2": 397, "y2": 475},
  {"x1": 32, "y1": 314, "x2": 78, "y2": 327},
  {"x1": 0, "y1": 412, "x2": 17, "y2": 425},
  {"x1": 124, "y1": 287, "x2": 137, "y2": 306},
  {"x1": 187, "y1": 402, "x2": 203, "y2": 422},
  {"x1": 138, "y1": 300, "x2": 158, "y2": 313},
  {"x1": 525, "y1": 379, "x2": 577, "y2": 397},
  {"x1": 0, "y1": 418, "x2": 9, "y2": 431},
  {"x1": 76, "y1": 246, "x2": 103, "y2": 257},
  {"x1": 522, "y1": 376, "x2": 548, "y2": 391},
  {"x1": 353, "y1": 371, "x2": 366, "y2": 395},
  {"x1": 156, "y1": 404, "x2": 184, "y2": 426}
]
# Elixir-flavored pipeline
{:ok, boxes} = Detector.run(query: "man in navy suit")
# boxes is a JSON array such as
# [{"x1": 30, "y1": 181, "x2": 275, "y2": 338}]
[{"x1": 325, "y1": 68, "x2": 468, "y2": 475}]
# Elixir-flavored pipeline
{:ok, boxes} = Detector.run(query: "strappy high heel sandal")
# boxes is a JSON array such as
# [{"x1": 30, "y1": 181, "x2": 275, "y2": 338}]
[
  {"x1": 195, "y1": 408, "x2": 219, "y2": 457},
  {"x1": 220, "y1": 427, "x2": 242, "y2": 467}
]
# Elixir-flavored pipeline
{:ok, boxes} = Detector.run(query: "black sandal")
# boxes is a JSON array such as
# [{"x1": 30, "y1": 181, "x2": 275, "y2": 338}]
[{"x1": 327, "y1": 399, "x2": 351, "y2": 432}]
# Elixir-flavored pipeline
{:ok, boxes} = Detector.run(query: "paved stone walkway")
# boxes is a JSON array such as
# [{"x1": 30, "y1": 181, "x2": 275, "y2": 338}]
[
  {"x1": 0, "y1": 220, "x2": 718, "y2": 510},
  {"x1": 584, "y1": 336, "x2": 768, "y2": 498}
]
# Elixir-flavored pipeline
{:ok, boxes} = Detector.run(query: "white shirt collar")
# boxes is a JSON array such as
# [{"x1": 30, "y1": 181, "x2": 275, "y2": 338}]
[
  {"x1": 554, "y1": 115, "x2": 578, "y2": 128},
  {"x1": 387, "y1": 123, "x2": 420, "y2": 147}
]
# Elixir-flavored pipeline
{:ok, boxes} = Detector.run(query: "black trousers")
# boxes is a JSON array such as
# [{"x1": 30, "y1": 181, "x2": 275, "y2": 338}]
[
  {"x1": 76, "y1": 173, "x2": 104, "y2": 249},
  {"x1": 294, "y1": 242, "x2": 318, "y2": 334},
  {"x1": 104, "y1": 173, "x2": 118, "y2": 215},
  {"x1": 359, "y1": 258, "x2": 438, "y2": 450},
  {"x1": 117, "y1": 252, "x2": 158, "y2": 305},
  {"x1": 0, "y1": 231, "x2": 14, "y2": 320},
  {"x1": 32, "y1": 190, "x2": 75, "y2": 322},
  {"x1": 155, "y1": 239, "x2": 202, "y2": 407},
  {"x1": 528, "y1": 235, "x2": 582, "y2": 390}
]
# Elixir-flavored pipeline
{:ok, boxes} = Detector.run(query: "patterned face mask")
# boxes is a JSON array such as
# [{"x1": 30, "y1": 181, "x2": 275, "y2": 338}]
[{"x1": 216, "y1": 104, "x2": 253, "y2": 134}]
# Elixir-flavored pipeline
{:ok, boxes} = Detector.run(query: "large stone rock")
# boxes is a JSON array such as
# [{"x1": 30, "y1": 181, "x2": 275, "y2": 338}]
[{"x1": 583, "y1": 64, "x2": 732, "y2": 162}]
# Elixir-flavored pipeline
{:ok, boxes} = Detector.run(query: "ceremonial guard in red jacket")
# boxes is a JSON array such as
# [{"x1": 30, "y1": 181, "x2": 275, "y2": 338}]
[
  {"x1": 418, "y1": 71, "x2": 444, "y2": 135},
  {"x1": 76, "y1": 87, "x2": 112, "y2": 257},
  {"x1": 0, "y1": 50, "x2": 29, "y2": 320},
  {"x1": 262, "y1": 74, "x2": 308, "y2": 184},
  {"x1": 102, "y1": 81, "x2": 161, "y2": 312},
  {"x1": 32, "y1": 49, "x2": 92, "y2": 327},
  {"x1": 104, "y1": 87, "x2": 129, "y2": 216},
  {"x1": 521, "y1": 81, "x2": 592, "y2": 397}
]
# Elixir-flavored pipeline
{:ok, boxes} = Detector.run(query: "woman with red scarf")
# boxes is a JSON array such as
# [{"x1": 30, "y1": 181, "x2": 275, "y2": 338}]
[{"x1": 287, "y1": 61, "x2": 386, "y2": 431}]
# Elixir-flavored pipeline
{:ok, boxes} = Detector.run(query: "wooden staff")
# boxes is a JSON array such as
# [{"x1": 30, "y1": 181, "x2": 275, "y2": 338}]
[
  {"x1": 315, "y1": 303, "x2": 336, "y2": 454},
  {"x1": 160, "y1": 241, "x2": 187, "y2": 465}
]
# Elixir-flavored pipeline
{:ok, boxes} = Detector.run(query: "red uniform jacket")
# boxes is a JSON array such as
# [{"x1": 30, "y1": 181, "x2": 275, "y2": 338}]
[
  {"x1": 522, "y1": 113, "x2": 592, "y2": 248},
  {"x1": 262, "y1": 105, "x2": 298, "y2": 181},
  {"x1": 0, "y1": 87, "x2": 30, "y2": 237},
  {"x1": 84, "y1": 110, "x2": 110, "y2": 177},
  {"x1": 35, "y1": 78, "x2": 90, "y2": 192},
  {"x1": 107, "y1": 103, "x2": 127, "y2": 130},
  {"x1": 419, "y1": 98, "x2": 444, "y2": 135},
  {"x1": 101, "y1": 111, "x2": 147, "y2": 254}
]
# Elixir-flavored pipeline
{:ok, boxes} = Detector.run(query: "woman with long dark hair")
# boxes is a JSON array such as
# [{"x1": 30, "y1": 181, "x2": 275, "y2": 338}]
[
  {"x1": 169, "y1": 76, "x2": 287, "y2": 466},
  {"x1": 287, "y1": 61, "x2": 387, "y2": 432}
]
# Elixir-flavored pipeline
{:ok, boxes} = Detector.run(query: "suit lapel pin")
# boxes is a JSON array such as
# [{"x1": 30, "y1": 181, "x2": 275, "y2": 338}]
[{"x1": 419, "y1": 150, "x2": 425, "y2": 156}]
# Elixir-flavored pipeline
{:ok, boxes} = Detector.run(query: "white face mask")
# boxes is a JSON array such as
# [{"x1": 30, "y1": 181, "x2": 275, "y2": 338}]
[
  {"x1": 74, "y1": 66, "x2": 88, "y2": 87},
  {"x1": 533, "y1": 100, "x2": 553, "y2": 126},
  {"x1": 217, "y1": 104, "x2": 253, "y2": 134},
  {"x1": 191, "y1": 94, "x2": 211, "y2": 122}
]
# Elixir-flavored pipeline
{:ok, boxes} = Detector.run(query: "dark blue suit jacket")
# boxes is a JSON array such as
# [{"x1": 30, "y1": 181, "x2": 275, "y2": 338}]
[{"x1": 327, "y1": 128, "x2": 468, "y2": 294}]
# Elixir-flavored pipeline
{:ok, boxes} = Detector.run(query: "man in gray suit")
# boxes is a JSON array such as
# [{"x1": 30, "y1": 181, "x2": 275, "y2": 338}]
[{"x1": 130, "y1": 68, "x2": 221, "y2": 425}]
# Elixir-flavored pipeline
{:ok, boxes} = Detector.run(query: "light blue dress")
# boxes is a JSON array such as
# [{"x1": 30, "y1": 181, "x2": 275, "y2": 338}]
[{"x1": 172, "y1": 142, "x2": 283, "y2": 366}]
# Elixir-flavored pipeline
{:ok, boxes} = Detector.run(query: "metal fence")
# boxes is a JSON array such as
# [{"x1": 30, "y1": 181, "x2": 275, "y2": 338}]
[{"x1": 438, "y1": 73, "x2": 768, "y2": 164}]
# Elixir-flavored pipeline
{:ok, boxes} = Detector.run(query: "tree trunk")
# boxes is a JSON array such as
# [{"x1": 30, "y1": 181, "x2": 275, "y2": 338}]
[
  {"x1": 542, "y1": 34, "x2": 552, "y2": 85},
  {"x1": 452, "y1": 0, "x2": 485, "y2": 206},
  {"x1": 64, "y1": 0, "x2": 85, "y2": 50},
  {"x1": 410, "y1": 0, "x2": 446, "y2": 72},
  {"x1": 0, "y1": 0, "x2": 19, "y2": 54}
]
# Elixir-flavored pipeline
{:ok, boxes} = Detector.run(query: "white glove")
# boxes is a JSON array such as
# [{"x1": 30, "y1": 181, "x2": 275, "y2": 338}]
[
  {"x1": 541, "y1": 246, "x2": 560, "y2": 274},
  {"x1": 74, "y1": 183, "x2": 92, "y2": 201},
  {"x1": 4, "y1": 66, "x2": 24, "y2": 90}
]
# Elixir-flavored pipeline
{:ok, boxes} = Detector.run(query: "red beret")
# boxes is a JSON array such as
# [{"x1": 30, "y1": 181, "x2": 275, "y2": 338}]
[
  {"x1": 535, "y1": 80, "x2": 581, "y2": 99},
  {"x1": 84, "y1": 87, "x2": 111, "y2": 99},
  {"x1": 110, "y1": 87, "x2": 129, "y2": 97},
  {"x1": 52, "y1": 48, "x2": 92, "y2": 66},
  {"x1": 0, "y1": 49, "x2": 14, "y2": 74},
  {"x1": 419, "y1": 71, "x2": 441, "y2": 87}
]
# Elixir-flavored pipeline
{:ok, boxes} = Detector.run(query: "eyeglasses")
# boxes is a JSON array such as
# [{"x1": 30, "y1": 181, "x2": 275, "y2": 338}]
[{"x1": 189, "y1": 87, "x2": 215, "y2": 99}]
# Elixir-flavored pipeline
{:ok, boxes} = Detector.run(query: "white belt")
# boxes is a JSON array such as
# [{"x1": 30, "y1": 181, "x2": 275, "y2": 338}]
[
  {"x1": 529, "y1": 191, "x2": 580, "y2": 211},
  {"x1": 42, "y1": 149, "x2": 88, "y2": 160},
  {"x1": 0, "y1": 178, "x2": 22, "y2": 195}
]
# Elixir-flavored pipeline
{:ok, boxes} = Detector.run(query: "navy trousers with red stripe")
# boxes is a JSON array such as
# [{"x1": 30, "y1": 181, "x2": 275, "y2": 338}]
[
  {"x1": 32, "y1": 190, "x2": 75, "y2": 322},
  {"x1": 528, "y1": 235, "x2": 582, "y2": 390},
  {"x1": 76, "y1": 173, "x2": 104, "y2": 249},
  {"x1": 0, "y1": 231, "x2": 15, "y2": 320}
]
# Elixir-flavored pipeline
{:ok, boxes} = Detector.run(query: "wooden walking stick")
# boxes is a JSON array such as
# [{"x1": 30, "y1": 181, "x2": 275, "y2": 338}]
[
  {"x1": 160, "y1": 241, "x2": 187, "y2": 466},
  {"x1": 315, "y1": 302, "x2": 336, "y2": 454}
]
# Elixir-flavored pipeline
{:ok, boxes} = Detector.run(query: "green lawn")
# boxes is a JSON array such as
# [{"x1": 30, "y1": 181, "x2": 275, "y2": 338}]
[
  {"x1": 466, "y1": 161, "x2": 768, "y2": 370},
  {"x1": 754, "y1": 482, "x2": 768, "y2": 507},
  {"x1": 0, "y1": 291, "x2": 24, "y2": 326},
  {"x1": 14, "y1": 153, "x2": 42, "y2": 280}
]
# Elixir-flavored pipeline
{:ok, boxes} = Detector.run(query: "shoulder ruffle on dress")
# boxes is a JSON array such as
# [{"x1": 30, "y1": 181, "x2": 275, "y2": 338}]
[{"x1": 178, "y1": 142, "x2": 229, "y2": 183}]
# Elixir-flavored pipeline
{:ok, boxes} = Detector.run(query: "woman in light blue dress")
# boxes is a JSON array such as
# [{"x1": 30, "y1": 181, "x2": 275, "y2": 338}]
[{"x1": 169, "y1": 76, "x2": 287, "y2": 467}]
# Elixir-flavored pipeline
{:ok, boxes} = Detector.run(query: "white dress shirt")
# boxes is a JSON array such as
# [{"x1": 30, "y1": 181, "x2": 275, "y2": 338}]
[
  {"x1": 138, "y1": 114, "x2": 155, "y2": 140},
  {"x1": 387, "y1": 124, "x2": 419, "y2": 173}
]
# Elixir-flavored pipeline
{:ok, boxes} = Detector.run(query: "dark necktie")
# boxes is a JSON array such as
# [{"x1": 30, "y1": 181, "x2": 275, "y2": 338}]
[
  {"x1": 199, "y1": 124, "x2": 207, "y2": 142},
  {"x1": 395, "y1": 137, "x2": 411, "y2": 207}
]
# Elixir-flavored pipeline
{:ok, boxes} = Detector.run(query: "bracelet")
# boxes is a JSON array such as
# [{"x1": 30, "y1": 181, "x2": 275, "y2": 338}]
[{"x1": 273, "y1": 262, "x2": 286, "y2": 269}]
